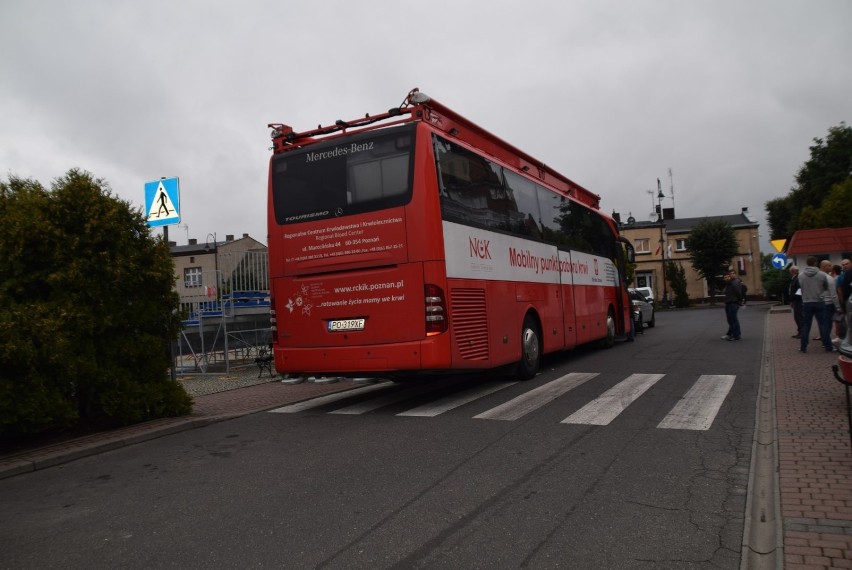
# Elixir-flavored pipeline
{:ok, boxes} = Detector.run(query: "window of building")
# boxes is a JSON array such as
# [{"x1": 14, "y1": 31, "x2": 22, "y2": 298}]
[
  {"x1": 635, "y1": 238, "x2": 650, "y2": 253},
  {"x1": 184, "y1": 267, "x2": 202, "y2": 288},
  {"x1": 675, "y1": 238, "x2": 687, "y2": 251}
]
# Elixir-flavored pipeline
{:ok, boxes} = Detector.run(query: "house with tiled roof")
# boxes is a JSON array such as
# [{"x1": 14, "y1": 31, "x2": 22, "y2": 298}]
[
  {"x1": 617, "y1": 207, "x2": 762, "y2": 303},
  {"x1": 785, "y1": 227, "x2": 852, "y2": 267}
]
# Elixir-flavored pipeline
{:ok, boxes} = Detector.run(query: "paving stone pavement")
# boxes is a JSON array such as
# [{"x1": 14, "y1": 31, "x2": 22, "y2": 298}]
[
  {"x1": 3, "y1": 308, "x2": 852, "y2": 568},
  {"x1": 770, "y1": 308, "x2": 852, "y2": 568}
]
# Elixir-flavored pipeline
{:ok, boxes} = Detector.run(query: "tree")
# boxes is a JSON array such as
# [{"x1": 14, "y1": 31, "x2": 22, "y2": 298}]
[
  {"x1": 766, "y1": 122, "x2": 852, "y2": 239},
  {"x1": 798, "y1": 179, "x2": 852, "y2": 229},
  {"x1": 665, "y1": 260, "x2": 689, "y2": 308},
  {"x1": 762, "y1": 267, "x2": 791, "y2": 303},
  {"x1": 686, "y1": 219, "x2": 740, "y2": 301},
  {"x1": 0, "y1": 170, "x2": 191, "y2": 439}
]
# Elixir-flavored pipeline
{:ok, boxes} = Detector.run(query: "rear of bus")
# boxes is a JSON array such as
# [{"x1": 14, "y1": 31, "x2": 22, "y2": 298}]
[{"x1": 267, "y1": 122, "x2": 453, "y2": 376}]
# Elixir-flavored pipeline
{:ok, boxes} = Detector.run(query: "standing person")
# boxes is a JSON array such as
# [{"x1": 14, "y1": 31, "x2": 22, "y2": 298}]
[
  {"x1": 788, "y1": 265, "x2": 803, "y2": 338},
  {"x1": 798, "y1": 256, "x2": 833, "y2": 353},
  {"x1": 721, "y1": 269, "x2": 746, "y2": 341},
  {"x1": 836, "y1": 259, "x2": 852, "y2": 310},
  {"x1": 831, "y1": 264, "x2": 846, "y2": 342},
  {"x1": 818, "y1": 260, "x2": 842, "y2": 345},
  {"x1": 837, "y1": 259, "x2": 852, "y2": 343}
]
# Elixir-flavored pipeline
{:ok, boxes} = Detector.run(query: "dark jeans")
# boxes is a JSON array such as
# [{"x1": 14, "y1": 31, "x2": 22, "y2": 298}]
[
  {"x1": 791, "y1": 299, "x2": 803, "y2": 334},
  {"x1": 821, "y1": 304, "x2": 836, "y2": 342},
  {"x1": 801, "y1": 302, "x2": 832, "y2": 351},
  {"x1": 725, "y1": 302, "x2": 741, "y2": 339}
]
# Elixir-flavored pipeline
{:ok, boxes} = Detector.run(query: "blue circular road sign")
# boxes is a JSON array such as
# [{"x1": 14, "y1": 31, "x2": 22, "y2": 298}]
[{"x1": 771, "y1": 253, "x2": 788, "y2": 269}]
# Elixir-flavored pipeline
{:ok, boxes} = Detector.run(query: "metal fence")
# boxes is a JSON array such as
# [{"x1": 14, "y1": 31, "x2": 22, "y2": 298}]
[{"x1": 176, "y1": 251, "x2": 271, "y2": 375}]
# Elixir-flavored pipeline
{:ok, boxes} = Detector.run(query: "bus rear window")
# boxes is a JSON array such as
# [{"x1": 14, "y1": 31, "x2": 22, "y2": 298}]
[{"x1": 271, "y1": 124, "x2": 415, "y2": 224}]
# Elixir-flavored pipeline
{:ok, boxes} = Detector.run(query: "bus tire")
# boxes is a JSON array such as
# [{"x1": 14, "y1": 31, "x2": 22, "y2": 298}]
[
  {"x1": 597, "y1": 309, "x2": 616, "y2": 349},
  {"x1": 515, "y1": 314, "x2": 541, "y2": 381}
]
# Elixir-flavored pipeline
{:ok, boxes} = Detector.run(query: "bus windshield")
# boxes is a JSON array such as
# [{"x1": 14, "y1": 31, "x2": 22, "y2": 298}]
[{"x1": 270, "y1": 123, "x2": 416, "y2": 225}]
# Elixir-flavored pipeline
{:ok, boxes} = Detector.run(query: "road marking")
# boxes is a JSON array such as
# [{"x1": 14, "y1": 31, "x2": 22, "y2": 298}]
[
  {"x1": 269, "y1": 373, "x2": 737, "y2": 431},
  {"x1": 328, "y1": 382, "x2": 442, "y2": 415},
  {"x1": 473, "y1": 372, "x2": 598, "y2": 421},
  {"x1": 397, "y1": 381, "x2": 517, "y2": 417},
  {"x1": 561, "y1": 373, "x2": 665, "y2": 426},
  {"x1": 657, "y1": 374, "x2": 735, "y2": 430},
  {"x1": 268, "y1": 382, "x2": 391, "y2": 413}
]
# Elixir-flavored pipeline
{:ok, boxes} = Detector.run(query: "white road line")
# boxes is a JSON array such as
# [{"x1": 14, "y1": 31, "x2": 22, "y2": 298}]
[
  {"x1": 328, "y1": 382, "x2": 442, "y2": 415},
  {"x1": 657, "y1": 374, "x2": 736, "y2": 430},
  {"x1": 473, "y1": 372, "x2": 598, "y2": 421},
  {"x1": 561, "y1": 373, "x2": 665, "y2": 426},
  {"x1": 397, "y1": 381, "x2": 518, "y2": 417},
  {"x1": 268, "y1": 382, "x2": 392, "y2": 413}
]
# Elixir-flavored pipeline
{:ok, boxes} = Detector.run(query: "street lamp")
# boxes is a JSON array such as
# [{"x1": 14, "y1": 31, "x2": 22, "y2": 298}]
[
  {"x1": 657, "y1": 186, "x2": 668, "y2": 307},
  {"x1": 205, "y1": 233, "x2": 219, "y2": 273}
]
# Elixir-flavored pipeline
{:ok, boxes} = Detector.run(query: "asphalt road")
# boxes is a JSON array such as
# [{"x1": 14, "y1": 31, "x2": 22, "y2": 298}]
[{"x1": 0, "y1": 304, "x2": 766, "y2": 569}]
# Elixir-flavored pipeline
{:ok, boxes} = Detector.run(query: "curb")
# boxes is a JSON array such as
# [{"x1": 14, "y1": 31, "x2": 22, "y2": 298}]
[{"x1": 740, "y1": 309, "x2": 783, "y2": 568}]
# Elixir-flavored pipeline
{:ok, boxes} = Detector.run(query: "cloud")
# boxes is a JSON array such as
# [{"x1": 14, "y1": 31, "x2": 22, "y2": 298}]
[{"x1": 1, "y1": 0, "x2": 850, "y2": 251}]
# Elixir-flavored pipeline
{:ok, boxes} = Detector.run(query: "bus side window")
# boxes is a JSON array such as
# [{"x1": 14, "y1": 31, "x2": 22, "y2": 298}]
[{"x1": 504, "y1": 170, "x2": 543, "y2": 239}]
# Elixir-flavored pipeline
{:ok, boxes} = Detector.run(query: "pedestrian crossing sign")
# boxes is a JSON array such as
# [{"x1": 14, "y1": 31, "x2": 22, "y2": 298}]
[{"x1": 145, "y1": 177, "x2": 181, "y2": 227}]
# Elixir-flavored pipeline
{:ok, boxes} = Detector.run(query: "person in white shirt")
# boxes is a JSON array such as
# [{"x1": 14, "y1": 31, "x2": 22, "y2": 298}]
[{"x1": 819, "y1": 260, "x2": 842, "y2": 345}]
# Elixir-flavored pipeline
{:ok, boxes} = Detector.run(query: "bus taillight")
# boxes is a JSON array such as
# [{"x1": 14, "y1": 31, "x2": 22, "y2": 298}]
[{"x1": 424, "y1": 284, "x2": 447, "y2": 336}]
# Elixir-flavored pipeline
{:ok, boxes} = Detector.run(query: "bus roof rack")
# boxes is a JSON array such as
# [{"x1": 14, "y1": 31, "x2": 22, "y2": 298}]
[{"x1": 269, "y1": 88, "x2": 602, "y2": 210}]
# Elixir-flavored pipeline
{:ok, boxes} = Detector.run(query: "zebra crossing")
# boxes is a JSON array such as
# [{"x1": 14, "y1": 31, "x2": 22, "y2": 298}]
[{"x1": 269, "y1": 372, "x2": 737, "y2": 431}]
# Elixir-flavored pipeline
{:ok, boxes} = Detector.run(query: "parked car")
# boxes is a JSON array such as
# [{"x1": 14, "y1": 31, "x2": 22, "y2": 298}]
[
  {"x1": 633, "y1": 286, "x2": 654, "y2": 303},
  {"x1": 629, "y1": 289, "x2": 655, "y2": 328}
]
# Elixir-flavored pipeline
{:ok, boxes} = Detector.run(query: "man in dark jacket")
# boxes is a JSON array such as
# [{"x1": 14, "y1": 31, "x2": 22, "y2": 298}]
[
  {"x1": 721, "y1": 269, "x2": 746, "y2": 341},
  {"x1": 788, "y1": 265, "x2": 803, "y2": 338}
]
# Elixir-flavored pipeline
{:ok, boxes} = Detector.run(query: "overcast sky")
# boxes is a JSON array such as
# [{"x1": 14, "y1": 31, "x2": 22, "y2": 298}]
[{"x1": 2, "y1": 1, "x2": 850, "y2": 254}]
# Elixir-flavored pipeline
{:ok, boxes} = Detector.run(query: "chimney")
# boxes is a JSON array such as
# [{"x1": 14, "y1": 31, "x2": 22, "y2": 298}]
[
  {"x1": 226, "y1": 234, "x2": 234, "y2": 242},
  {"x1": 189, "y1": 238, "x2": 197, "y2": 245},
  {"x1": 243, "y1": 233, "x2": 249, "y2": 239}
]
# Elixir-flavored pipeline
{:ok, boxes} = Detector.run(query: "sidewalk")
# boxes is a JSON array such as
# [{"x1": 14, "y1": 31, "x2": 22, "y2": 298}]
[
  {"x1": 769, "y1": 307, "x2": 852, "y2": 568},
  {"x1": 3, "y1": 310, "x2": 852, "y2": 567}
]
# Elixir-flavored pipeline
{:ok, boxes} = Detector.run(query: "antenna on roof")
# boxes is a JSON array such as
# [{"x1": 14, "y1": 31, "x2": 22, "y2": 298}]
[{"x1": 668, "y1": 168, "x2": 675, "y2": 214}]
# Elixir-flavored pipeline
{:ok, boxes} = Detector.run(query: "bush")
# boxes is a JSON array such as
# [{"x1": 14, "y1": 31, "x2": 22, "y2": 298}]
[{"x1": 0, "y1": 170, "x2": 191, "y2": 439}]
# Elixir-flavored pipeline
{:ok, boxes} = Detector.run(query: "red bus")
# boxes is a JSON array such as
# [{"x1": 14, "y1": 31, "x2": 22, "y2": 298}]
[{"x1": 267, "y1": 89, "x2": 635, "y2": 380}]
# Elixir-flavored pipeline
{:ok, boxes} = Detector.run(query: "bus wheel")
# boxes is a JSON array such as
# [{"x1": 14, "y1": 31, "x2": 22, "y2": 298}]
[
  {"x1": 597, "y1": 310, "x2": 616, "y2": 349},
  {"x1": 516, "y1": 315, "x2": 541, "y2": 380}
]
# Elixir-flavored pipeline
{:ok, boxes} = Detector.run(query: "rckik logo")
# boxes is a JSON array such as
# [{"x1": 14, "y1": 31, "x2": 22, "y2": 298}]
[{"x1": 469, "y1": 237, "x2": 491, "y2": 260}]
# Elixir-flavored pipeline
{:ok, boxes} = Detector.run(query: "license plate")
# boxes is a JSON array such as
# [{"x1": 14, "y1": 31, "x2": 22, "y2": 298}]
[{"x1": 328, "y1": 318, "x2": 365, "y2": 332}]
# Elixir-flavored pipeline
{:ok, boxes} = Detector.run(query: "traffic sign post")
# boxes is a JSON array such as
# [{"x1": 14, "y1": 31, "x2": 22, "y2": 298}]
[
  {"x1": 771, "y1": 253, "x2": 788, "y2": 269},
  {"x1": 145, "y1": 177, "x2": 181, "y2": 228}
]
